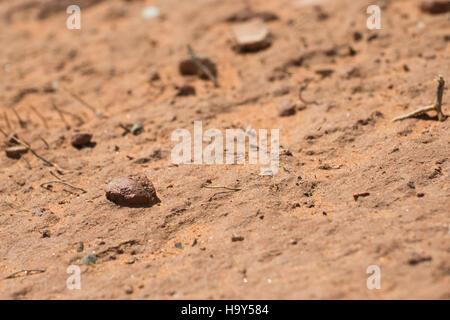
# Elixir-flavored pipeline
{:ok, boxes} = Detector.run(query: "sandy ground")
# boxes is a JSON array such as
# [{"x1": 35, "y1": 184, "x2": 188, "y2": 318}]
[{"x1": 0, "y1": 0, "x2": 449, "y2": 299}]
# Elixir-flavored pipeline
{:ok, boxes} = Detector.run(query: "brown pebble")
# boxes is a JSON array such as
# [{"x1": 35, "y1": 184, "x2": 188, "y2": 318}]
[
  {"x1": 226, "y1": 8, "x2": 278, "y2": 23},
  {"x1": 420, "y1": 1, "x2": 450, "y2": 14},
  {"x1": 233, "y1": 20, "x2": 271, "y2": 52},
  {"x1": 5, "y1": 146, "x2": 28, "y2": 159},
  {"x1": 408, "y1": 253, "x2": 432, "y2": 265},
  {"x1": 148, "y1": 67, "x2": 160, "y2": 81},
  {"x1": 71, "y1": 132, "x2": 92, "y2": 148},
  {"x1": 179, "y1": 56, "x2": 217, "y2": 80},
  {"x1": 277, "y1": 99, "x2": 296, "y2": 117},
  {"x1": 127, "y1": 257, "x2": 137, "y2": 264},
  {"x1": 353, "y1": 31, "x2": 363, "y2": 42},
  {"x1": 124, "y1": 285, "x2": 134, "y2": 295},
  {"x1": 315, "y1": 69, "x2": 334, "y2": 78},
  {"x1": 175, "y1": 83, "x2": 196, "y2": 96},
  {"x1": 76, "y1": 242, "x2": 84, "y2": 252},
  {"x1": 231, "y1": 235, "x2": 244, "y2": 242},
  {"x1": 353, "y1": 192, "x2": 370, "y2": 201},
  {"x1": 423, "y1": 52, "x2": 436, "y2": 60},
  {"x1": 105, "y1": 173, "x2": 159, "y2": 206},
  {"x1": 42, "y1": 229, "x2": 51, "y2": 238},
  {"x1": 165, "y1": 113, "x2": 177, "y2": 122}
]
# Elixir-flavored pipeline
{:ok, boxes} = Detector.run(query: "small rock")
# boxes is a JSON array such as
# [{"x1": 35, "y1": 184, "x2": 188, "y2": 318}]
[
  {"x1": 82, "y1": 254, "x2": 97, "y2": 266},
  {"x1": 318, "y1": 164, "x2": 332, "y2": 170},
  {"x1": 175, "y1": 83, "x2": 196, "y2": 96},
  {"x1": 149, "y1": 147, "x2": 162, "y2": 160},
  {"x1": 225, "y1": 9, "x2": 278, "y2": 23},
  {"x1": 231, "y1": 235, "x2": 244, "y2": 242},
  {"x1": 131, "y1": 122, "x2": 143, "y2": 135},
  {"x1": 127, "y1": 257, "x2": 137, "y2": 264},
  {"x1": 280, "y1": 148, "x2": 293, "y2": 156},
  {"x1": 105, "y1": 173, "x2": 159, "y2": 206},
  {"x1": 5, "y1": 146, "x2": 28, "y2": 159},
  {"x1": 305, "y1": 200, "x2": 315, "y2": 208},
  {"x1": 42, "y1": 229, "x2": 51, "y2": 238},
  {"x1": 423, "y1": 52, "x2": 436, "y2": 60},
  {"x1": 71, "y1": 132, "x2": 92, "y2": 148},
  {"x1": 148, "y1": 68, "x2": 160, "y2": 81},
  {"x1": 124, "y1": 285, "x2": 134, "y2": 295},
  {"x1": 353, "y1": 192, "x2": 370, "y2": 201},
  {"x1": 318, "y1": 164, "x2": 341, "y2": 170},
  {"x1": 407, "y1": 181, "x2": 416, "y2": 189},
  {"x1": 367, "y1": 34, "x2": 378, "y2": 42},
  {"x1": 277, "y1": 99, "x2": 296, "y2": 117},
  {"x1": 43, "y1": 81, "x2": 59, "y2": 93},
  {"x1": 179, "y1": 56, "x2": 217, "y2": 80},
  {"x1": 175, "y1": 242, "x2": 183, "y2": 249},
  {"x1": 32, "y1": 208, "x2": 44, "y2": 216},
  {"x1": 420, "y1": 1, "x2": 450, "y2": 14},
  {"x1": 165, "y1": 113, "x2": 177, "y2": 122},
  {"x1": 315, "y1": 69, "x2": 334, "y2": 78},
  {"x1": 134, "y1": 157, "x2": 150, "y2": 164},
  {"x1": 417, "y1": 192, "x2": 425, "y2": 198},
  {"x1": 141, "y1": 6, "x2": 160, "y2": 19},
  {"x1": 233, "y1": 20, "x2": 271, "y2": 53},
  {"x1": 353, "y1": 31, "x2": 363, "y2": 41},
  {"x1": 408, "y1": 253, "x2": 432, "y2": 265},
  {"x1": 76, "y1": 242, "x2": 84, "y2": 252}
]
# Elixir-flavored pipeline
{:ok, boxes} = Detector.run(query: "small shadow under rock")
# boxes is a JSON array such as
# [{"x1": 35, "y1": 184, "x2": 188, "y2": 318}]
[
  {"x1": 414, "y1": 114, "x2": 447, "y2": 121},
  {"x1": 108, "y1": 195, "x2": 161, "y2": 209},
  {"x1": 74, "y1": 141, "x2": 97, "y2": 150}
]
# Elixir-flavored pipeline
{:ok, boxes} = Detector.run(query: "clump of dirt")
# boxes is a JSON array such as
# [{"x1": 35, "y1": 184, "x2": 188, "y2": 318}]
[{"x1": 0, "y1": 0, "x2": 449, "y2": 299}]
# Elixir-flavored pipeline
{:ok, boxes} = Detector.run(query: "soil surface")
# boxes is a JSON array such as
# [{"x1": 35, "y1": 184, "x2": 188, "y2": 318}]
[{"x1": 0, "y1": 0, "x2": 449, "y2": 299}]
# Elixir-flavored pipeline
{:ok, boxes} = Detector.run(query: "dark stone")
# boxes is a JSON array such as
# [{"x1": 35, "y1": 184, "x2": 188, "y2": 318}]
[
  {"x1": 5, "y1": 146, "x2": 28, "y2": 159},
  {"x1": 71, "y1": 132, "x2": 93, "y2": 148},
  {"x1": 105, "y1": 173, "x2": 159, "y2": 206}
]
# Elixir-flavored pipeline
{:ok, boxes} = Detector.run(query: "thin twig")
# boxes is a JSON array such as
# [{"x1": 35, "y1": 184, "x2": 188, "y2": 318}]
[
  {"x1": 59, "y1": 108, "x2": 84, "y2": 126},
  {"x1": 11, "y1": 107, "x2": 26, "y2": 128},
  {"x1": 187, "y1": 45, "x2": 219, "y2": 88},
  {"x1": 203, "y1": 185, "x2": 242, "y2": 191},
  {"x1": 392, "y1": 105, "x2": 435, "y2": 122},
  {"x1": 3, "y1": 111, "x2": 11, "y2": 130},
  {"x1": 208, "y1": 191, "x2": 238, "y2": 201},
  {"x1": 52, "y1": 100, "x2": 70, "y2": 129},
  {"x1": 62, "y1": 86, "x2": 97, "y2": 113},
  {"x1": 393, "y1": 76, "x2": 446, "y2": 122},
  {"x1": 22, "y1": 156, "x2": 32, "y2": 170},
  {"x1": 9, "y1": 135, "x2": 65, "y2": 174},
  {"x1": 38, "y1": 134, "x2": 50, "y2": 149},
  {"x1": 30, "y1": 105, "x2": 49, "y2": 129},
  {"x1": 49, "y1": 170, "x2": 63, "y2": 181},
  {"x1": 40, "y1": 180, "x2": 87, "y2": 193},
  {"x1": 0, "y1": 126, "x2": 7, "y2": 137},
  {"x1": 62, "y1": 188, "x2": 77, "y2": 195},
  {"x1": 5, "y1": 269, "x2": 45, "y2": 279},
  {"x1": 119, "y1": 123, "x2": 131, "y2": 135}
]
